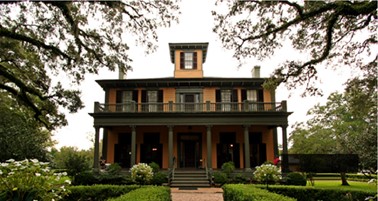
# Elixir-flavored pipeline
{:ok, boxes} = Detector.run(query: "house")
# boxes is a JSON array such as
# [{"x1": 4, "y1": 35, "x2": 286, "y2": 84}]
[{"x1": 89, "y1": 42, "x2": 291, "y2": 171}]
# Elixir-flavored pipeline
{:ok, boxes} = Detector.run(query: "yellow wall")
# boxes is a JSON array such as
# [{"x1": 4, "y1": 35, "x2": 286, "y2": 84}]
[{"x1": 174, "y1": 50, "x2": 204, "y2": 78}]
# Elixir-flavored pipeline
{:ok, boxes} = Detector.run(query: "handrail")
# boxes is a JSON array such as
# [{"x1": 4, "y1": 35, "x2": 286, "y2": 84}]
[
  {"x1": 168, "y1": 156, "x2": 176, "y2": 186},
  {"x1": 94, "y1": 101, "x2": 286, "y2": 113}
]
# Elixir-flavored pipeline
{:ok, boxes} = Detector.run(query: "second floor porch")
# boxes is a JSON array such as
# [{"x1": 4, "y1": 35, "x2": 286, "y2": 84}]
[{"x1": 94, "y1": 101, "x2": 287, "y2": 113}]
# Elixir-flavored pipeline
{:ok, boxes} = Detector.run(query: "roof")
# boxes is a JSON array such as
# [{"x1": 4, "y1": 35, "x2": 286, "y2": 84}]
[
  {"x1": 169, "y1": 42, "x2": 209, "y2": 63},
  {"x1": 96, "y1": 77, "x2": 266, "y2": 89}
]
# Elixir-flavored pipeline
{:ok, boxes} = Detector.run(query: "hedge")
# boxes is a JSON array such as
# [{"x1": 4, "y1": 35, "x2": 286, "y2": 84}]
[
  {"x1": 255, "y1": 185, "x2": 376, "y2": 201},
  {"x1": 222, "y1": 184, "x2": 296, "y2": 201},
  {"x1": 62, "y1": 185, "x2": 140, "y2": 201},
  {"x1": 107, "y1": 186, "x2": 170, "y2": 201}
]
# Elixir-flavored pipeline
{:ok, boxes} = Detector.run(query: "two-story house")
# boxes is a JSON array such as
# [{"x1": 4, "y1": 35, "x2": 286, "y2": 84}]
[{"x1": 90, "y1": 42, "x2": 291, "y2": 172}]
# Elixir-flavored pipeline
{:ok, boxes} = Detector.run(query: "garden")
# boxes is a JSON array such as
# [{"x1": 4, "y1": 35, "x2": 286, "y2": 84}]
[{"x1": 0, "y1": 159, "x2": 376, "y2": 201}]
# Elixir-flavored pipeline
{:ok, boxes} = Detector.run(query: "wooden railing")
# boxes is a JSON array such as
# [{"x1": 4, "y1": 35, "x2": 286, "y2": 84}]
[{"x1": 94, "y1": 101, "x2": 287, "y2": 113}]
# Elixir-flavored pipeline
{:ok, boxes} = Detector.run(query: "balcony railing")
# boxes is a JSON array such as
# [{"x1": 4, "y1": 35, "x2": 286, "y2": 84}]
[{"x1": 94, "y1": 101, "x2": 287, "y2": 113}]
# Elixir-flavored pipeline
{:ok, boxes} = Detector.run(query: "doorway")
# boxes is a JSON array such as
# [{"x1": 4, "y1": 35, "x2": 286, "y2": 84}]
[{"x1": 178, "y1": 133, "x2": 202, "y2": 168}]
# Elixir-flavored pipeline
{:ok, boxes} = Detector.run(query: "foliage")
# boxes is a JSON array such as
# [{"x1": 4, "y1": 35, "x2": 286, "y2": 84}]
[
  {"x1": 62, "y1": 185, "x2": 140, "y2": 201},
  {"x1": 107, "y1": 163, "x2": 122, "y2": 175},
  {"x1": 222, "y1": 161, "x2": 235, "y2": 176},
  {"x1": 0, "y1": 93, "x2": 53, "y2": 161},
  {"x1": 255, "y1": 184, "x2": 377, "y2": 201},
  {"x1": 222, "y1": 184, "x2": 296, "y2": 201},
  {"x1": 51, "y1": 146, "x2": 92, "y2": 176},
  {"x1": 213, "y1": 0, "x2": 377, "y2": 96},
  {"x1": 130, "y1": 163, "x2": 153, "y2": 185},
  {"x1": 213, "y1": 171, "x2": 229, "y2": 185},
  {"x1": 150, "y1": 172, "x2": 168, "y2": 186},
  {"x1": 286, "y1": 172, "x2": 307, "y2": 186},
  {"x1": 253, "y1": 164, "x2": 281, "y2": 185},
  {"x1": 289, "y1": 75, "x2": 377, "y2": 176},
  {"x1": 0, "y1": 159, "x2": 70, "y2": 201},
  {"x1": 0, "y1": 1, "x2": 180, "y2": 129},
  {"x1": 107, "y1": 186, "x2": 170, "y2": 201},
  {"x1": 72, "y1": 171, "x2": 132, "y2": 186},
  {"x1": 148, "y1": 162, "x2": 160, "y2": 173}
]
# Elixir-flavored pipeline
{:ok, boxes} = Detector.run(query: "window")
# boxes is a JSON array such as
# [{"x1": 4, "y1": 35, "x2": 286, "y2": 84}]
[
  {"x1": 178, "y1": 93, "x2": 201, "y2": 112},
  {"x1": 116, "y1": 90, "x2": 137, "y2": 112},
  {"x1": 180, "y1": 52, "x2": 197, "y2": 69},
  {"x1": 241, "y1": 89, "x2": 264, "y2": 111},
  {"x1": 141, "y1": 90, "x2": 163, "y2": 112},
  {"x1": 215, "y1": 89, "x2": 237, "y2": 111},
  {"x1": 221, "y1": 90, "x2": 232, "y2": 111}
]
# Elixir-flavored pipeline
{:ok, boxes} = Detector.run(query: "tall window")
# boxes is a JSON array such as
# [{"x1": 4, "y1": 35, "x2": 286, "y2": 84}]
[
  {"x1": 116, "y1": 90, "x2": 137, "y2": 112},
  {"x1": 180, "y1": 52, "x2": 197, "y2": 69},
  {"x1": 221, "y1": 90, "x2": 232, "y2": 111},
  {"x1": 147, "y1": 91, "x2": 158, "y2": 112}
]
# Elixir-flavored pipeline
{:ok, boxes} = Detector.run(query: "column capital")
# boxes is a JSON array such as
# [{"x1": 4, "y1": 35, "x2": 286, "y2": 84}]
[
  {"x1": 243, "y1": 125, "x2": 250, "y2": 128},
  {"x1": 206, "y1": 125, "x2": 213, "y2": 129}
]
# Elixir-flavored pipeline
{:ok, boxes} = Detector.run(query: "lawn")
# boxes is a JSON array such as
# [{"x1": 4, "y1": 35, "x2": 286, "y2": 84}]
[{"x1": 308, "y1": 180, "x2": 377, "y2": 192}]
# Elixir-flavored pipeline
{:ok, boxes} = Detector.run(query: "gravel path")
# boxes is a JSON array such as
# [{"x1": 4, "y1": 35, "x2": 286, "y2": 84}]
[{"x1": 171, "y1": 188, "x2": 223, "y2": 201}]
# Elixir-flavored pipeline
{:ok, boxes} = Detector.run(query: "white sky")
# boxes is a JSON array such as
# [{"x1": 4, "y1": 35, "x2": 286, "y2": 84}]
[{"x1": 52, "y1": 0, "x2": 352, "y2": 150}]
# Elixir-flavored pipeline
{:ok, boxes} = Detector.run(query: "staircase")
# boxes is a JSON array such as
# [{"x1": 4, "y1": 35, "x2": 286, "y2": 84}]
[{"x1": 170, "y1": 169, "x2": 211, "y2": 187}]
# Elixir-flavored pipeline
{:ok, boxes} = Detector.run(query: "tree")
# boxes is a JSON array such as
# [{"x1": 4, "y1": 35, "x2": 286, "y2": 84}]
[
  {"x1": 213, "y1": 0, "x2": 377, "y2": 95},
  {"x1": 0, "y1": 1, "x2": 180, "y2": 129},
  {"x1": 0, "y1": 92, "x2": 54, "y2": 161},
  {"x1": 289, "y1": 72, "x2": 377, "y2": 185},
  {"x1": 50, "y1": 146, "x2": 93, "y2": 176}
]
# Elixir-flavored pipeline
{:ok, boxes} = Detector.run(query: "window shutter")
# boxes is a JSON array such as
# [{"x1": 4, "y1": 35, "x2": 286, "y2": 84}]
[
  {"x1": 141, "y1": 90, "x2": 147, "y2": 103},
  {"x1": 241, "y1": 90, "x2": 247, "y2": 101},
  {"x1": 116, "y1": 91, "x2": 122, "y2": 103},
  {"x1": 193, "y1": 52, "x2": 197, "y2": 69},
  {"x1": 258, "y1": 89, "x2": 264, "y2": 102},
  {"x1": 132, "y1": 90, "x2": 138, "y2": 102},
  {"x1": 158, "y1": 90, "x2": 163, "y2": 102},
  {"x1": 216, "y1": 90, "x2": 221, "y2": 102},
  {"x1": 180, "y1": 52, "x2": 184, "y2": 69},
  {"x1": 232, "y1": 89, "x2": 238, "y2": 102}
]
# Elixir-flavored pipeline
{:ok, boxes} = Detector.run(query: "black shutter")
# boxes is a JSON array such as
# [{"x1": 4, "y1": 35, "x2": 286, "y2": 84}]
[
  {"x1": 193, "y1": 52, "x2": 197, "y2": 69},
  {"x1": 116, "y1": 91, "x2": 122, "y2": 103},
  {"x1": 132, "y1": 90, "x2": 138, "y2": 102},
  {"x1": 258, "y1": 89, "x2": 264, "y2": 102},
  {"x1": 180, "y1": 52, "x2": 184, "y2": 69},
  {"x1": 232, "y1": 89, "x2": 238, "y2": 102},
  {"x1": 141, "y1": 90, "x2": 147, "y2": 102},
  {"x1": 241, "y1": 90, "x2": 247, "y2": 101},
  {"x1": 216, "y1": 89, "x2": 221, "y2": 111},
  {"x1": 158, "y1": 90, "x2": 163, "y2": 102}
]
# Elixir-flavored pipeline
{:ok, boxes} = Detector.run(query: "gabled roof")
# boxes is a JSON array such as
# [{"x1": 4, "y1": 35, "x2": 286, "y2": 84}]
[{"x1": 169, "y1": 42, "x2": 209, "y2": 63}]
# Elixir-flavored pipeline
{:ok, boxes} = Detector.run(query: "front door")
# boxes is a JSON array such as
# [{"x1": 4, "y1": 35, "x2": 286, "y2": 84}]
[{"x1": 178, "y1": 133, "x2": 201, "y2": 168}]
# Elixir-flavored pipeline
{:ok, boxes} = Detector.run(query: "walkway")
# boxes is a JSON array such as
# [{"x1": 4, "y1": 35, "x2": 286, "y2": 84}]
[{"x1": 171, "y1": 188, "x2": 223, "y2": 201}]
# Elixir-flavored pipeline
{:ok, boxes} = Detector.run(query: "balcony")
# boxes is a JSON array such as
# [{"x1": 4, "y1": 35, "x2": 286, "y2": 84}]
[{"x1": 94, "y1": 101, "x2": 287, "y2": 113}]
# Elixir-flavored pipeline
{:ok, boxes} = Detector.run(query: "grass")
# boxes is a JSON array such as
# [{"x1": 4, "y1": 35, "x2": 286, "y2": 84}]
[{"x1": 307, "y1": 180, "x2": 377, "y2": 192}]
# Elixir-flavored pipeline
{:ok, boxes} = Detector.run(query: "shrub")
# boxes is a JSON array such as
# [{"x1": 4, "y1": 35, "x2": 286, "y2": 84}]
[
  {"x1": 231, "y1": 173, "x2": 248, "y2": 184},
  {"x1": 255, "y1": 185, "x2": 377, "y2": 201},
  {"x1": 107, "y1": 163, "x2": 122, "y2": 174},
  {"x1": 148, "y1": 162, "x2": 160, "y2": 173},
  {"x1": 222, "y1": 184, "x2": 296, "y2": 201},
  {"x1": 222, "y1": 161, "x2": 235, "y2": 175},
  {"x1": 253, "y1": 164, "x2": 281, "y2": 185},
  {"x1": 73, "y1": 171, "x2": 133, "y2": 185},
  {"x1": 108, "y1": 186, "x2": 170, "y2": 201},
  {"x1": 64, "y1": 151, "x2": 91, "y2": 176},
  {"x1": 286, "y1": 172, "x2": 306, "y2": 186},
  {"x1": 130, "y1": 163, "x2": 153, "y2": 185},
  {"x1": 213, "y1": 171, "x2": 228, "y2": 185},
  {"x1": 151, "y1": 172, "x2": 168, "y2": 185},
  {"x1": 63, "y1": 185, "x2": 140, "y2": 201},
  {"x1": 0, "y1": 159, "x2": 70, "y2": 201}
]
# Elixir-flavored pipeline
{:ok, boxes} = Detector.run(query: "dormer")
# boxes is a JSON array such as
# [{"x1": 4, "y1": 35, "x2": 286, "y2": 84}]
[{"x1": 169, "y1": 42, "x2": 209, "y2": 78}]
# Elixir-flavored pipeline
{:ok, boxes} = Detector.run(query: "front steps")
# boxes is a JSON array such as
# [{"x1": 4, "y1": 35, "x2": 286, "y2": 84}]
[{"x1": 170, "y1": 169, "x2": 211, "y2": 187}]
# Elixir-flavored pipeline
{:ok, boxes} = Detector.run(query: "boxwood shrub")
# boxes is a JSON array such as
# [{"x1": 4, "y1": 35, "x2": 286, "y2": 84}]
[
  {"x1": 255, "y1": 185, "x2": 377, "y2": 201},
  {"x1": 223, "y1": 184, "x2": 296, "y2": 201},
  {"x1": 62, "y1": 185, "x2": 140, "y2": 201},
  {"x1": 285, "y1": 172, "x2": 307, "y2": 186},
  {"x1": 107, "y1": 186, "x2": 170, "y2": 201}
]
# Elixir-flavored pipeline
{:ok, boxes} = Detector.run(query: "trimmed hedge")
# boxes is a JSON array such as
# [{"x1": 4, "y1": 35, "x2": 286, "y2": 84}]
[
  {"x1": 223, "y1": 184, "x2": 296, "y2": 201},
  {"x1": 107, "y1": 186, "x2": 170, "y2": 201},
  {"x1": 255, "y1": 185, "x2": 376, "y2": 201},
  {"x1": 62, "y1": 185, "x2": 140, "y2": 201}
]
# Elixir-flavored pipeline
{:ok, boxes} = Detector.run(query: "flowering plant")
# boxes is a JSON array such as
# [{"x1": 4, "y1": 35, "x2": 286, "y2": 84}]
[
  {"x1": 130, "y1": 163, "x2": 153, "y2": 185},
  {"x1": 253, "y1": 163, "x2": 281, "y2": 185},
  {"x1": 0, "y1": 159, "x2": 71, "y2": 201}
]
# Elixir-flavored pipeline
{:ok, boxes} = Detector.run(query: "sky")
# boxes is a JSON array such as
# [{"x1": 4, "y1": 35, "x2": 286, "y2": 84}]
[{"x1": 52, "y1": 0, "x2": 352, "y2": 150}]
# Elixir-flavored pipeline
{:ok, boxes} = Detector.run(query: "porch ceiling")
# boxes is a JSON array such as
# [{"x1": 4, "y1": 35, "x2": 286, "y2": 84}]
[{"x1": 89, "y1": 112, "x2": 291, "y2": 127}]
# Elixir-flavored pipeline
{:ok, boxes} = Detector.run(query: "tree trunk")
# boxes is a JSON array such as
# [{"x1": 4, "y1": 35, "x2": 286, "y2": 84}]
[{"x1": 340, "y1": 172, "x2": 349, "y2": 186}]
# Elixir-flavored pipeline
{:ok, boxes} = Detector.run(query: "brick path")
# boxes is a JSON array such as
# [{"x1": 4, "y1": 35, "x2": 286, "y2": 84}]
[{"x1": 171, "y1": 188, "x2": 223, "y2": 201}]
